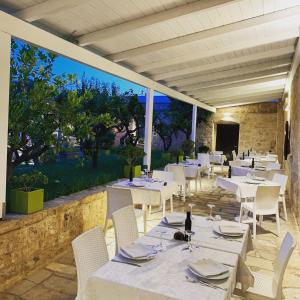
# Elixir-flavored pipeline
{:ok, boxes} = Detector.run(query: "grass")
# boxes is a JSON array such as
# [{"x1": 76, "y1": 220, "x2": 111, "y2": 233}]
[{"x1": 8, "y1": 149, "x2": 176, "y2": 202}]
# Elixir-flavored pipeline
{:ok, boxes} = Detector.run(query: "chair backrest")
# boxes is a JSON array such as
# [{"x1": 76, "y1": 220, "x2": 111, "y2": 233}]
[
  {"x1": 152, "y1": 170, "x2": 174, "y2": 182},
  {"x1": 232, "y1": 150, "x2": 237, "y2": 160},
  {"x1": 197, "y1": 153, "x2": 210, "y2": 167},
  {"x1": 267, "y1": 162, "x2": 281, "y2": 170},
  {"x1": 106, "y1": 186, "x2": 133, "y2": 221},
  {"x1": 72, "y1": 226, "x2": 109, "y2": 297},
  {"x1": 272, "y1": 173, "x2": 288, "y2": 195},
  {"x1": 112, "y1": 205, "x2": 139, "y2": 252},
  {"x1": 273, "y1": 232, "x2": 296, "y2": 297},
  {"x1": 212, "y1": 151, "x2": 223, "y2": 155},
  {"x1": 255, "y1": 185, "x2": 280, "y2": 211},
  {"x1": 165, "y1": 164, "x2": 186, "y2": 185}
]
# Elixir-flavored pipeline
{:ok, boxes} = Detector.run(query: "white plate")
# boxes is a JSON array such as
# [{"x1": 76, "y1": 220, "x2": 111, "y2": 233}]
[
  {"x1": 119, "y1": 249, "x2": 156, "y2": 261},
  {"x1": 188, "y1": 266, "x2": 229, "y2": 280},
  {"x1": 244, "y1": 180, "x2": 260, "y2": 185},
  {"x1": 252, "y1": 177, "x2": 266, "y2": 181},
  {"x1": 213, "y1": 223, "x2": 244, "y2": 237}
]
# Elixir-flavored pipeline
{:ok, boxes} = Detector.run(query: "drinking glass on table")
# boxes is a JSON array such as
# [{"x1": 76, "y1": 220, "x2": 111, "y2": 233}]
[
  {"x1": 154, "y1": 229, "x2": 167, "y2": 252},
  {"x1": 184, "y1": 230, "x2": 193, "y2": 252},
  {"x1": 188, "y1": 203, "x2": 195, "y2": 219},
  {"x1": 207, "y1": 204, "x2": 215, "y2": 221}
]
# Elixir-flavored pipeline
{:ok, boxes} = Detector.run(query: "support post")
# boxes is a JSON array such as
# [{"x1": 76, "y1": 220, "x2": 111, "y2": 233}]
[
  {"x1": 0, "y1": 31, "x2": 11, "y2": 219},
  {"x1": 143, "y1": 88, "x2": 154, "y2": 171},
  {"x1": 191, "y1": 105, "x2": 197, "y2": 143}
]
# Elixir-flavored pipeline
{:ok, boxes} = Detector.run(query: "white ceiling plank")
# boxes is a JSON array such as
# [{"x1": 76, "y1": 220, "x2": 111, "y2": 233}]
[
  {"x1": 168, "y1": 58, "x2": 291, "y2": 87},
  {"x1": 152, "y1": 45, "x2": 294, "y2": 80},
  {"x1": 178, "y1": 66, "x2": 290, "y2": 92},
  {"x1": 185, "y1": 74, "x2": 287, "y2": 93},
  {"x1": 78, "y1": 0, "x2": 237, "y2": 46},
  {"x1": 108, "y1": 5, "x2": 300, "y2": 62},
  {"x1": 200, "y1": 88, "x2": 284, "y2": 103},
  {"x1": 0, "y1": 11, "x2": 215, "y2": 112},
  {"x1": 15, "y1": 0, "x2": 91, "y2": 22},
  {"x1": 214, "y1": 97, "x2": 281, "y2": 108},
  {"x1": 135, "y1": 33, "x2": 298, "y2": 73},
  {"x1": 193, "y1": 83, "x2": 285, "y2": 99}
]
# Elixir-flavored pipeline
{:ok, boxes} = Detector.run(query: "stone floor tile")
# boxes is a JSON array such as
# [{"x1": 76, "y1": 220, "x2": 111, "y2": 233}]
[
  {"x1": 0, "y1": 293, "x2": 22, "y2": 300},
  {"x1": 26, "y1": 268, "x2": 52, "y2": 284},
  {"x1": 42, "y1": 275, "x2": 77, "y2": 296},
  {"x1": 21, "y1": 285, "x2": 71, "y2": 300},
  {"x1": 45, "y1": 262, "x2": 76, "y2": 278},
  {"x1": 8, "y1": 280, "x2": 36, "y2": 296}
]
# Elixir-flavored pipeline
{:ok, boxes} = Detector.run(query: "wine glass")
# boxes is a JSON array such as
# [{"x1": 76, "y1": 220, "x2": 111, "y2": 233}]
[
  {"x1": 188, "y1": 203, "x2": 195, "y2": 219},
  {"x1": 207, "y1": 204, "x2": 215, "y2": 221},
  {"x1": 185, "y1": 230, "x2": 193, "y2": 252},
  {"x1": 155, "y1": 229, "x2": 167, "y2": 252}
]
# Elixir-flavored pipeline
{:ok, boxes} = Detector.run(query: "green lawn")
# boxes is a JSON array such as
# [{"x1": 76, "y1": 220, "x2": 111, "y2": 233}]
[{"x1": 8, "y1": 149, "x2": 175, "y2": 202}]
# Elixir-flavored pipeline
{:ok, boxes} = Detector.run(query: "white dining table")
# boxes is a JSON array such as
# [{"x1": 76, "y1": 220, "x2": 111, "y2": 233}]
[
  {"x1": 81, "y1": 214, "x2": 254, "y2": 300},
  {"x1": 215, "y1": 176, "x2": 280, "y2": 200},
  {"x1": 231, "y1": 166, "x2": 284, "y2": 180},
  {"x1": 113, "y1": 178, "x2": 178, "y2": 232},
  {"x1": 167, "y1": 161, "x2": 207, "y2": 178}
]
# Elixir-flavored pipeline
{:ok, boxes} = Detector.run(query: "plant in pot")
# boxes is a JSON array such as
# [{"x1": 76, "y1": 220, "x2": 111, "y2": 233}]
[
  {"x1": 181, "y1": 140, "x2": 195, "y2": 160},
  {"x1": 118, "y1": 144, "x2": 145, "y2": 181},
  {"x1": 10, "y1": 171, "x2": 48, "y2": 214},
  {"x1": 198, "y1": 145, "x2": 210, "y2": 154}
]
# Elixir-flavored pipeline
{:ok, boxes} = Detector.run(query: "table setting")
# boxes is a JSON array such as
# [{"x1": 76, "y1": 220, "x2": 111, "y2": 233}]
[{"x1": 81, "y1": 212, "x2": 254, "y2": 300}]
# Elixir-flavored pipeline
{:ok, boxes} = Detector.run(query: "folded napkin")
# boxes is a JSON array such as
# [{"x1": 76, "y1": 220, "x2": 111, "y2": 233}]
[
  {"x1": 189, "y1": 259, "x2": 228, "y2": 278},
  {"x1": 219, "y1": 225, "x2": 245, "y2": 234},
  {"x1": 164, "y1": 215, "x2": 185, "y2": 225},
  {"x1": 121, "y1": 244, "x2": 153, "y2": 259}
]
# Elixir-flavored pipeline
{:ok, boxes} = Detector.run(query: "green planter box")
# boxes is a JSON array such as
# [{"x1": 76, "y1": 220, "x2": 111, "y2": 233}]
[
  {"x1": 9, "y1": 189, "x2": 44, "y2": 214},
  {"x1": 124, "y1": 165, "x2": 141, "y2": 178},
  {"x1": 178, "y1": 155, "x2": 184, "y2": 162},
  {"x1": 161, "y1": 152, "x2": 171, "y2": 160}
]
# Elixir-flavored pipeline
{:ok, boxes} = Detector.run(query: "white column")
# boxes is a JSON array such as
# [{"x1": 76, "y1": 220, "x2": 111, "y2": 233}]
[
  {"x1": 191, "y1": 105, "x2": 197, "y2": 143},
  {"x1": 0, "y1": 32, "x2": 11, "y2": 219},
  {"x1": 143, "y1": 88, "x2": 154, "y2": 171}
]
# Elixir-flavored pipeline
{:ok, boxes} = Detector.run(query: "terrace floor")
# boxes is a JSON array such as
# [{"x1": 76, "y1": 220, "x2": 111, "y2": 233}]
[{"x1": 2, "y1": 171, "x2": 300, "y2": 300}]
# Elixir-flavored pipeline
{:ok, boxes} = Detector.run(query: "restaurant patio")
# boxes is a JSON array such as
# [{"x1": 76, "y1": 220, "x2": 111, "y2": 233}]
[{"x1": 0, "y1": 0, "x2": 300, "y2": 299}]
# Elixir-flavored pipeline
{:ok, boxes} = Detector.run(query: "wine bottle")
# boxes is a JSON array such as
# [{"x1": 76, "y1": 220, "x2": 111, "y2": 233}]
[
  {"x1": 248, "y1": 149, "x2": 250, "y2": 156},
  {"x1": 185, "y1": 211, "x2": 192, "y2": 231},
  {"x1": 251, "y1": 158, "x2": 255, "y2": 168},
  {"x1": 242, "y1": 152, "x2": 245, "y2": 160},
  {"x1": 228, "y1": 166, "x2": 232, "y2": 178}
]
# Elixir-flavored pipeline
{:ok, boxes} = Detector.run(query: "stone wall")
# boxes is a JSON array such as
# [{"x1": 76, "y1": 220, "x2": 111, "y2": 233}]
[
  {"x1": 290, "y1": 64, "x2": 300, "y2": 221},
  {"x1": 198, "y1": 102, "x2": 280, "y2": 154},
  {"x1": 0, "y1": 187, "x2": 107, "y2": 291}
]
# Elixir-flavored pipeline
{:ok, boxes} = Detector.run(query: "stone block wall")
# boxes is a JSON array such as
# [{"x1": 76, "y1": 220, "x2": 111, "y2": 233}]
[
  {"x1": 0, "y1": 186, "x2": 107, "y2": 291},
  {"x1": 198, "y1": 102, "x2": 280, "y2": 154}
]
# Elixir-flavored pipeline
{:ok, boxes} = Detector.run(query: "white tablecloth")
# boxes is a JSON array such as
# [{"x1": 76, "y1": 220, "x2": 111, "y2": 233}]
[
  {"x1": 167, "y1": 162, "x2": 207, "y2": 178},
  {"x1": 113, "y1": 178, "x2": 178, "y2": 206},
  {"x1": 210, "y1": 154, "x2": 226, "y2": 165},
  {"x1": 231, "y1": 166, "x2": 284, "y2": 180},
  {"x1": 81, "y1": 214, "x2": 253, "y2": 300},
  {"x1": 215, "y1": 176, "x2": 280, "y2": 199}
]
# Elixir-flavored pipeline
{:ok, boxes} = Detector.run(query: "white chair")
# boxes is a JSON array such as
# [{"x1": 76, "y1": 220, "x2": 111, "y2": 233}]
[
  {"x1": 239, "y1": 185, "x2": 281, "y2": 239},
  {"x1": 232, "y1": 150, "x2": 237, "y2": 160},
  {"x1": 112, "y1": 205, "x2": 139, "y2": 253},
  {"x1": 267, "y1": 162, "x2": 281, "y2": 170},
  {"x1": 104, "y1": 186, "x2": 133, "y2": 232},
  {"x1": 272, "y1": 174, "x2": 288, "y2": 220},
  {"x1": 72, "y1": 226, "x2": 109, "y2": 300},
  {"x1": 197, "y1": 153, "x2": 211, "y2": 175},
  {"x1": 241, "y1": 232, "x2": 296, "y2": 300},
  {"x1": 165, "y1": 164, "x2": 186, "y2": 201},
  {"x1": 212, "y1": 151, "x2": 223, "y2": 155},
  {"x1": 150, "y1": 170, "x2": 174, "y2": 216}
]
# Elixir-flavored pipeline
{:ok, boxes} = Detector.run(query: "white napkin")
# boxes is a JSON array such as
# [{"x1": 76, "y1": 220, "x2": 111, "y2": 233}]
[
  {"x1": 164, "y1": 215, "x2": 185, "y2": 225},
  {"x1": 120, "y1": 244, "x2": 153, "y2": 258},
  {"x1": 189, "y1": 259, "x2": 228, "y2": 277},
  {"x1": 219, "y1": 225, "x2": 244, "y2": 234}
]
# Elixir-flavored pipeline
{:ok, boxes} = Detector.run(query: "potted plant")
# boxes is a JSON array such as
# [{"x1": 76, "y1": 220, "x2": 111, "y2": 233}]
[
  {"x1": 172, "y1": 149, "x2": 184, "y2": 164},
  {"x1": 181, "y1": 140, "x2": 195, "y2": 159},
  {"x1": 198, "y1": 145, "x2": 210, "y2": 154},
  {"x1": 9, "y1": 171, "x2": 48, "y2": 214},
  {"x1": 118, "y1": 144, "x2": 145, "y2": 181}
]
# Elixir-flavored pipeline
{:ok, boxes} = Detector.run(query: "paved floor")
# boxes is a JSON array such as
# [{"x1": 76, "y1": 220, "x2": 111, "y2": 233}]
[{"x1": 2, "y1": 170, "x2": 300, "y2": 300}]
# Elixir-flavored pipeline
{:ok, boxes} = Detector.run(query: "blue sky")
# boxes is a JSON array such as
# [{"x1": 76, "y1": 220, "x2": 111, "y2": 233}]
[{"x1": 14, "y1": 38, "x2": 164, "y2": 97}]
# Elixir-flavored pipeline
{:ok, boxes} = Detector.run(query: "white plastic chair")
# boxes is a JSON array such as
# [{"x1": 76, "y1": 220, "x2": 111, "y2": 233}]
[
  {"x1": 242, "y1": 232, "x2": 296, "y2": 300},
  {"x1": 72, "y1": 226, "x2": 109, "y2": 300},
  {"x1": 212, "y1": 151, "x2": 223, "y2": 155},
  {"x1": 197, "y1": 153, "x2": 211, "y2": 175},
  {"x1": 272, "y1": 174, "x2": 288, "y2": 220},
  {"x1": 104, "y1": 186, "x2": 133, "y2": 232},
  {"x1": 112, "y1": 205, "x2": 139, "y2": 253},
  {"x1": 267, "y1": 162, "x2": 281, "y2": 170},
  {"x1": 232, "y1": 150, "x2": 237, "y2": 160},
  {"x1": 150, "y1": 170, "x2": 174, "y2": 216},
  {"x1": 165, "y1": 164, "x2": 186, "y2": 201},
  {"x1": 239, "y1": 185, "x2": 281, "y2": 239}
]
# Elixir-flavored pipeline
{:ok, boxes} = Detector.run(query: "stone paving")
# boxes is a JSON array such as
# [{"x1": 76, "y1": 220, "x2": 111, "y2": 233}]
[{"x1": 1, "y1": 171, "x2": 300, "y2": 300}]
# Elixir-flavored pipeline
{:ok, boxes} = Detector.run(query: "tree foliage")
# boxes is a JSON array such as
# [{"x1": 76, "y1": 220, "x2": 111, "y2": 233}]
[{"x1": 8, "y1": 41, "x2": 84, "y2": 179}]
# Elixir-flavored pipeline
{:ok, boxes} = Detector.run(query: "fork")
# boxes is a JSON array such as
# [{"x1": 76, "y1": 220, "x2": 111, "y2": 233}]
[{"x1": 185, "y1": 275, "x2": 227, "y2": 290}]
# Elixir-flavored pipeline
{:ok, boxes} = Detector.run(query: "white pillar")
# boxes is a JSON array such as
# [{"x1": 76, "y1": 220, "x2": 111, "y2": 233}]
[
  {"x1": 0, "y1": 32, "x2": 11, "y2": 219},
  {"x1": 191, "y1": 105, "x2": 197, "y2": 143},
  {"x1": 143, "y1": 88, "x2": 154, "y2": 171}
]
